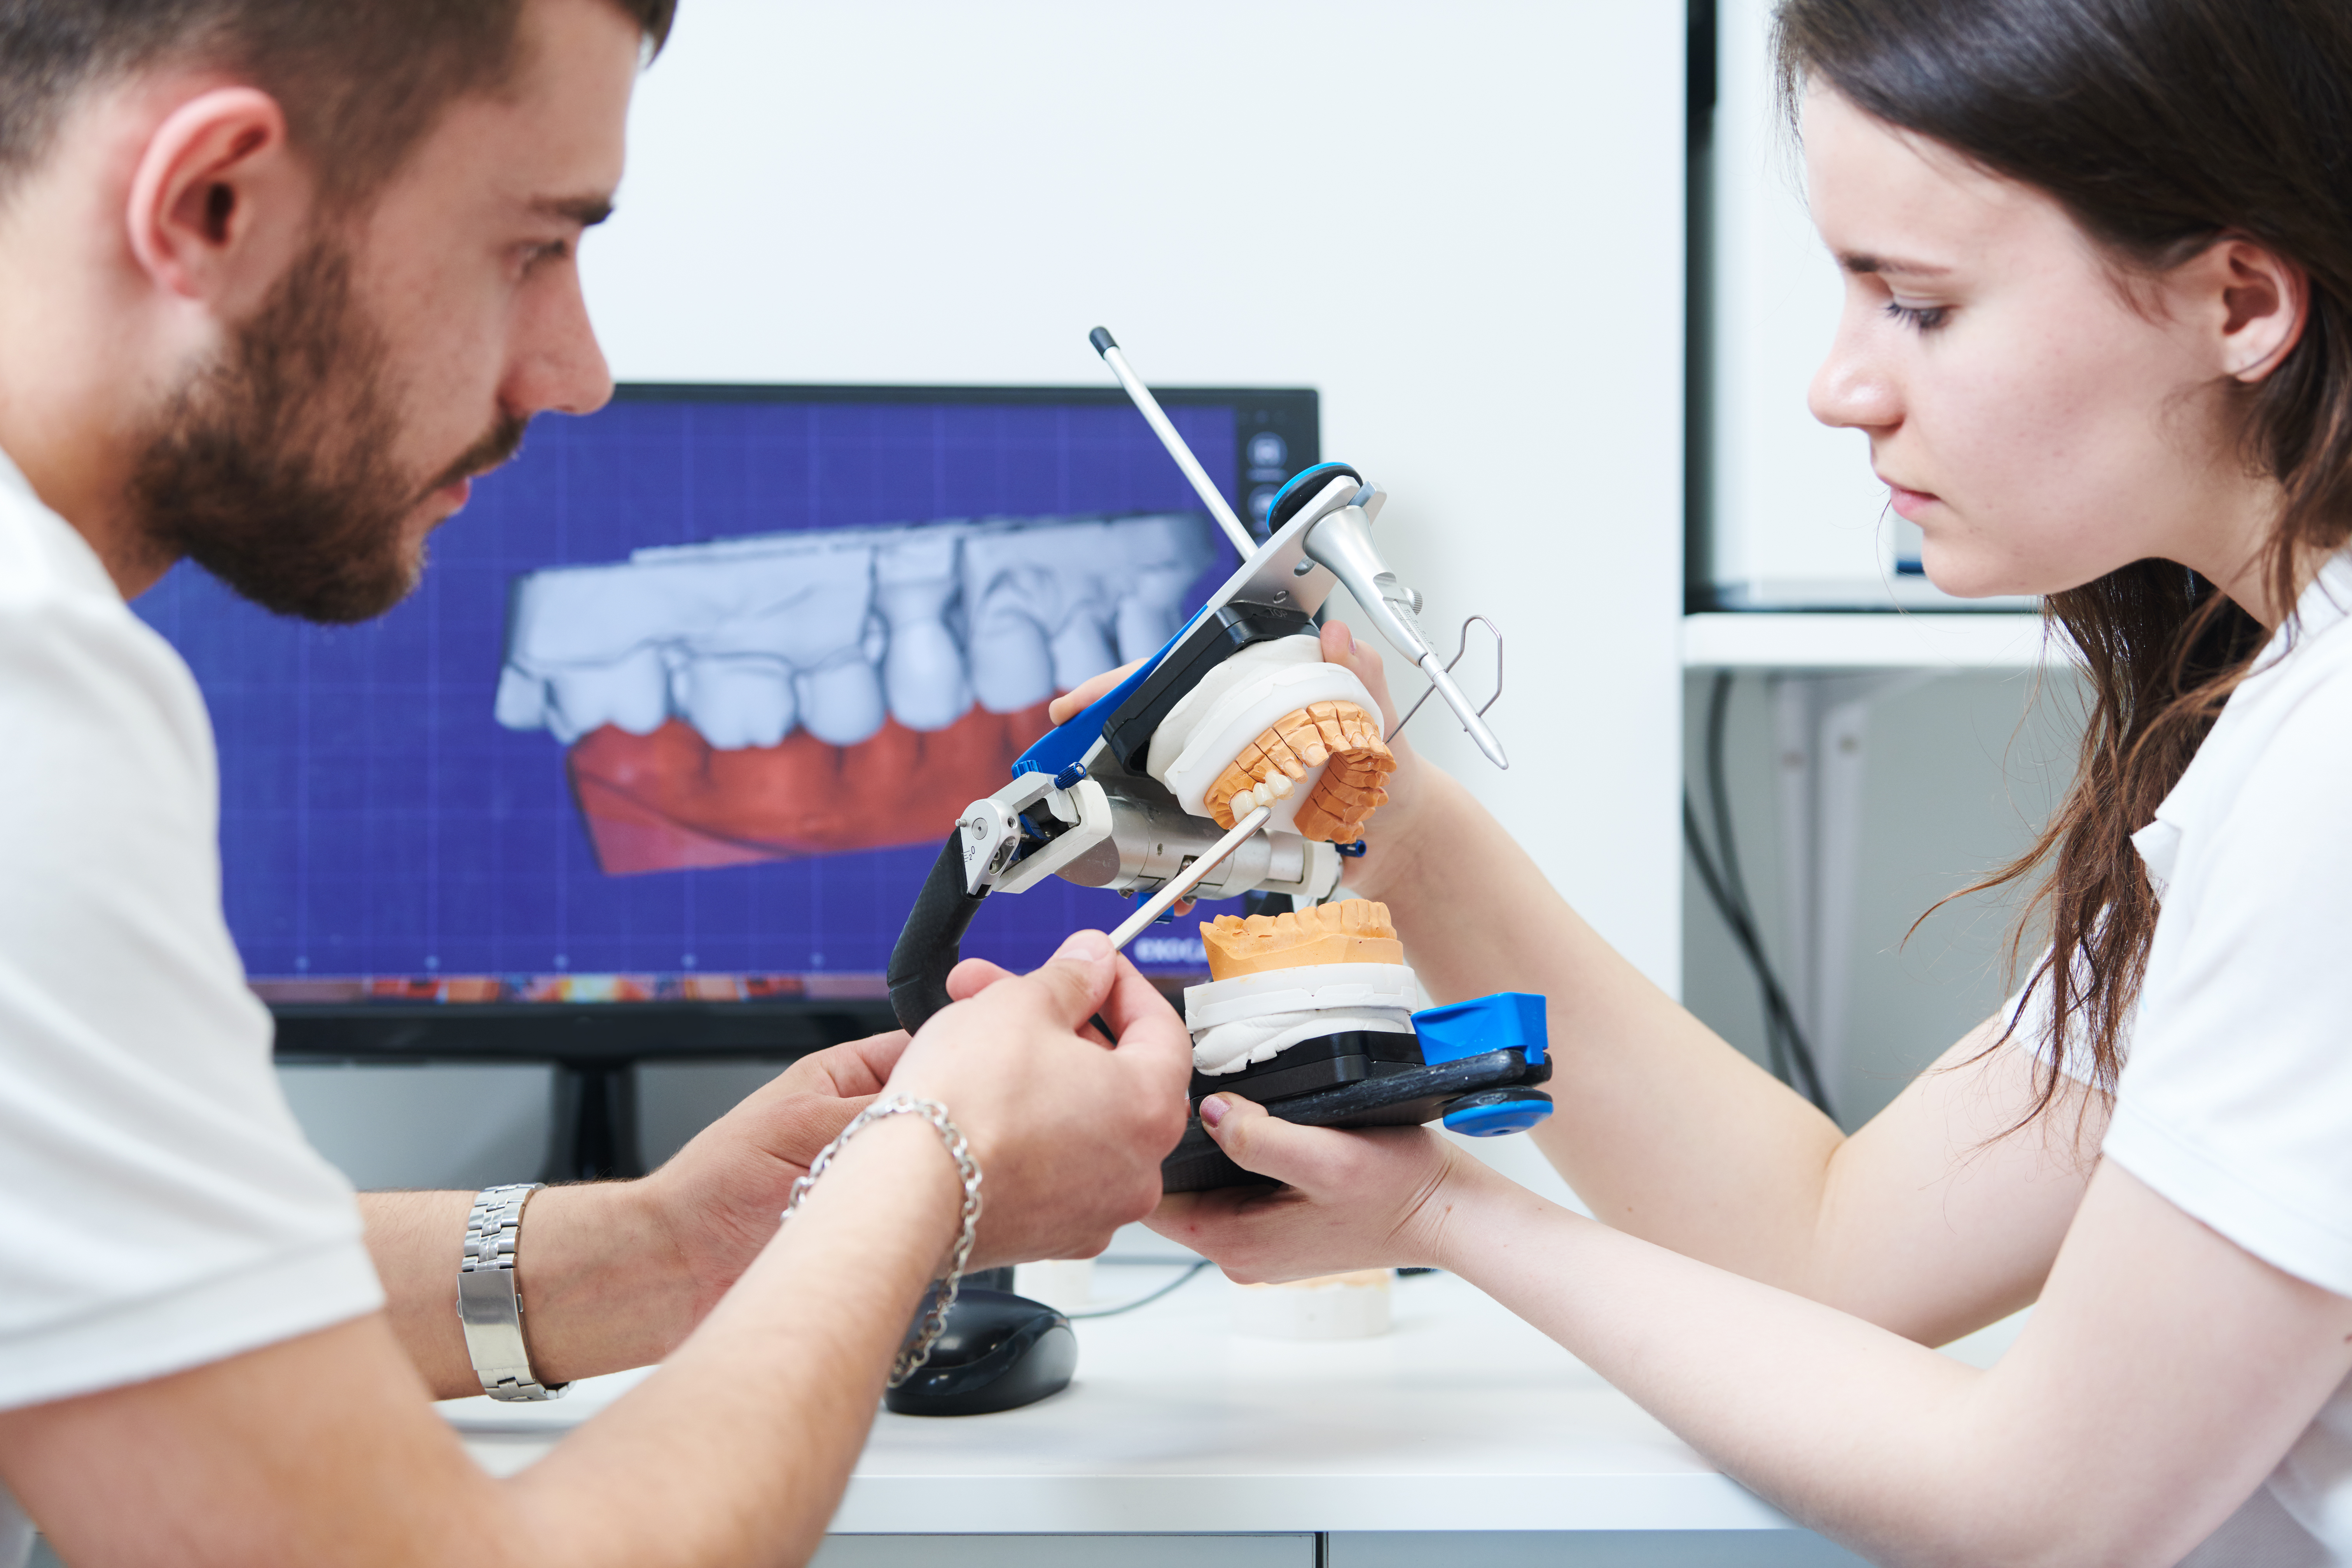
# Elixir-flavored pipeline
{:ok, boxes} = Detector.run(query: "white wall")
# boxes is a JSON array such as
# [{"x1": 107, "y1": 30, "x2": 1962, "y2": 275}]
[{"x1": 580, "y1": 0, "x2": 1692, "y2": 988}]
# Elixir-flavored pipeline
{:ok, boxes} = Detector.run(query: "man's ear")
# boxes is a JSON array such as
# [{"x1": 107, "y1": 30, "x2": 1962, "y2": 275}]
[
  {"x1": 2206, "y1": 236, "x2": 2307, "y2": 385},
  {"x1": 124, "y1": 87, "x2": 308, "y2": 308}
]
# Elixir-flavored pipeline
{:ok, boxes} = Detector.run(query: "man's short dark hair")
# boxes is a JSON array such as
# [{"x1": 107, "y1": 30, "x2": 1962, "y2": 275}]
[{"x1": 0, "y1": 0, "x2": 676, "y2": 206}]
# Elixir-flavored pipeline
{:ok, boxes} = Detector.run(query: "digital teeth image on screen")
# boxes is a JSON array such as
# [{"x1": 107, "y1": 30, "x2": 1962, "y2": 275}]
[{"x1": 495, "y1": 512, "x2": 1216, "y2": 875}]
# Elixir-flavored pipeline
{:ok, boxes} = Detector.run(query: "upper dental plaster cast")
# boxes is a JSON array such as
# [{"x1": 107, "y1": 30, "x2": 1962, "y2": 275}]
[
  {"x1": 495, "y1": 512, "x2": 1215, "y2": 875},
  {"x1": 1185, "y1": 901, "x2": 1419, "y2": 1076},
  {"x1": 1142, "y1": 639, "x2": 1396, "y2": 844}
]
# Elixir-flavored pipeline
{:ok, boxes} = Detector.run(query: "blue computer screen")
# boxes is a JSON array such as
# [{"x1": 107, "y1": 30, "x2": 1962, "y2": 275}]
[{"x1": 133, "y1": 387, "x2": 1314, "y2": 1005}]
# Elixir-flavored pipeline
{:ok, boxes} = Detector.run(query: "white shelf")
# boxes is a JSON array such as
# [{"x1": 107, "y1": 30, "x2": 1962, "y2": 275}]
[{"x1": 1681, "y1": 612, "x2": 2054, "y2": 670}]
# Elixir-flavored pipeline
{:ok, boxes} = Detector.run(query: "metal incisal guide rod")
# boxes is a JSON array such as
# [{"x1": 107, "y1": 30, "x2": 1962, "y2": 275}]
[
  {"x1": 1090, "y1": 327, "x2": 1260, "y2": 560},
  {"x1": 1090, "y1": 323, "x2": 1506, "y2": 771},
  {"x1": 1104, "y1": 805, "x2": 1274, "y2": 953}
]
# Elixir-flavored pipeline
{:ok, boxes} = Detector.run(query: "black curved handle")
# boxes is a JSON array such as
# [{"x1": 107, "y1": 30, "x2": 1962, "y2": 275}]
[{"x1": 887, "y1": 829, "x2": 990, "y2": 1034}]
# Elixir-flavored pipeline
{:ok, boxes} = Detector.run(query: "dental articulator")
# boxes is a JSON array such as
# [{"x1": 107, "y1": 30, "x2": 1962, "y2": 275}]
[{"x1": 888, "y1": 329, "x2": 1550, "y2": 1193}]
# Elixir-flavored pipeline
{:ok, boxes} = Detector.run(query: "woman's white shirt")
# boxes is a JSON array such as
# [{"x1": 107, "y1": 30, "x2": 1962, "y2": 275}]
[
  {"x1": 2020, "y1": 551, "x2": 2352, "y2": 1565},
  {"x1": 0, "y1": 453, "x2": 383, "y2": 1564}
]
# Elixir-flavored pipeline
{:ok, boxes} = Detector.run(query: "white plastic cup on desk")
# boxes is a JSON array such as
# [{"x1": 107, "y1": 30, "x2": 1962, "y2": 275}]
[
  {"x1": 1013, "y1": 1258, "x2": 1095, "y2": 1313},
  {"x1": 1231, "y1": 1270, "x2": 1392, "y2": 1340}
]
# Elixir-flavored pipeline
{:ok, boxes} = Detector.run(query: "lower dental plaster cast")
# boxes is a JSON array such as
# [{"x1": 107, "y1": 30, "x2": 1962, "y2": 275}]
[
  {"x1": 1143, "y1": 639, "x2": 1396, "y2": 843},
  {"x1": 1184, "y1": 901, "x2": 1419, "y2": 1076},
  {"x1": 493, "y1": 511, "x2": 1216, "y2": 875}
]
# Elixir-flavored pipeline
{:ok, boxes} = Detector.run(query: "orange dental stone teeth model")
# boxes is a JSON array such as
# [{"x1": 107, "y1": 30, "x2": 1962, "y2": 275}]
[
  {"x1": 1200, "y1": 898, "x2": 1405, "y2": 981},
  {"x1": 1200, "y1": 700, "x2": 1396, "y2": 841}
]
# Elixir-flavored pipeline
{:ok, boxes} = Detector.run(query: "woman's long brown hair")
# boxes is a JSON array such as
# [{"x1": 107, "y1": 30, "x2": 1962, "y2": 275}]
[{"x1": 1774, "y1": 0, "x2": 2352, "y2": 1118}]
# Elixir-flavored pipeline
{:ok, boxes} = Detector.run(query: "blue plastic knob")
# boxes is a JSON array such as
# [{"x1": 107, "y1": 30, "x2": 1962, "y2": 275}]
[{"x1": 1442, "y1": 1098, "x2": 1555, "y2": 1137}]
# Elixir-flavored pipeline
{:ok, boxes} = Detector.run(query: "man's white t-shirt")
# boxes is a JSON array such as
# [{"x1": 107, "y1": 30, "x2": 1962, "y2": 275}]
[
  {"x1": 2016, "y1": 552, "x2": 2352, "y2": 1566},
  {"x1": 0, "y1": 453, "x2": 384, "y2": 1563}
]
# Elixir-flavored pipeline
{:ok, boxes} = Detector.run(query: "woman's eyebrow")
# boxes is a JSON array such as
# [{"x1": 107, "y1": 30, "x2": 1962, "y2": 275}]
[{"x1": 1841, "y1": 251, "x2": 1953, "y2": 278}]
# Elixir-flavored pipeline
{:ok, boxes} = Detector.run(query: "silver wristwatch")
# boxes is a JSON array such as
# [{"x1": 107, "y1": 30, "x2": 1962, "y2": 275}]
[{"x1": 458, "y1": 1182, "x2": 569, "y2": 1401}]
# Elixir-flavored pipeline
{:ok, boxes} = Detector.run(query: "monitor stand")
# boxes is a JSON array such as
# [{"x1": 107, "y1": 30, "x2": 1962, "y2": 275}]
[{"x1": 545, "y1": 1060, "x2": 643, "y2": 1180}]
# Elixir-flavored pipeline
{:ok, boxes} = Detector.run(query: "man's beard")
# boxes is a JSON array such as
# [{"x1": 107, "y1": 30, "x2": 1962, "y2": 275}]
[{"x1": 128, "y1": 237, "x2": 525, "y2": 624}]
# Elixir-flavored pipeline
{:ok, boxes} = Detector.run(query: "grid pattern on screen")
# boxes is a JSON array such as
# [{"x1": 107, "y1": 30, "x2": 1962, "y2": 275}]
[{"x1": 133, "y1": 395, "x2": 1240, "y2": 982}]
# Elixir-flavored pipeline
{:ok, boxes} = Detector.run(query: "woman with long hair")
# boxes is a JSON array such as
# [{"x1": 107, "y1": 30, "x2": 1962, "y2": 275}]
[{"x1": 1150, "y1": 2, "x2": 2352, "y2": 1561}]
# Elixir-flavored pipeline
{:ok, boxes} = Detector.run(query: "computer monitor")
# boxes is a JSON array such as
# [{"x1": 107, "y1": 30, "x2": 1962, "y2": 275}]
[{"x1": 135, "y1": 383, "x2": 1319, "y2": 1088}]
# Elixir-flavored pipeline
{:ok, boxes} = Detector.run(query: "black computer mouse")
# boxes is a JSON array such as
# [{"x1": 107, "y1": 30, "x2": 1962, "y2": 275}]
[{"x1": 882, "y1": 1288, "x2": 1077, "y2": 1417}]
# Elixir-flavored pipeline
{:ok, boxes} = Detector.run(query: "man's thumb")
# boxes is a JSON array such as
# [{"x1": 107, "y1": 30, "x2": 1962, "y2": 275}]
[{"x1": 1029, "y1": 929, "x2": 1116, "y2": 1028}]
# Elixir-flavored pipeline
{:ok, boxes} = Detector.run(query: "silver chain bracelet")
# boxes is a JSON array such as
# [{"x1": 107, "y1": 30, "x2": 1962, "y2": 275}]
[{"x1": 781, "y1": 1094, "x2": 983, "y2": 1387}]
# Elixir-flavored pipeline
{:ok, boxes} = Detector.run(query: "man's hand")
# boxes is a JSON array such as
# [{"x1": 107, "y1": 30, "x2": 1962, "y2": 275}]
[
  {"x1": 634, "y1": 1029, "x2": 914, "y2": 1325},
  {"x1": 1149, "y1": 1091, "x2": 1482, "y2": 1280},
  {"x1": 362, "y1": 1029, "x2": 924, "y2": 1399},
  {"x1": 886, "y1": 929, "x2": 1195, "y2": 1267}
]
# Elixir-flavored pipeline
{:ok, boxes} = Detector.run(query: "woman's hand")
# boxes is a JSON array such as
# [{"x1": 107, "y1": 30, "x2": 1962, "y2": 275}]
[
  {"x1": 1148, "y1": 1091, "x2": 1496, "y2": 1279},
  {"x1": 1304, "y1": 621, "x2": 1431, "y2": 897}
]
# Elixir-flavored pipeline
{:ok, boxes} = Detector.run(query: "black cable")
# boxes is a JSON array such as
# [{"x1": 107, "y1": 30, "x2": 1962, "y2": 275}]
[
  {"x1": 1686, "y1": 672, "x2": 1837, "y2": 1118},
  {"x1": 1705, "y1": 673, "x2": 1759, "y2": 944},
  {"x1": 1684, "y1": 797, "x2": 1782, "y2": 1079},
  {"x1": 1705, "y1": 671, "x2": 1831, "y2": 1110},
  {"x1": 1063, "y1": 1260, "x2": 1211, "y2": 1319},
  {"x1": 1683, "y1": 798, "x2": 1798, "y2": 1086},
  {"x1": 1717, "y1": 709, "x2": 1833, "y2": 1111},
  {"x1": 1685, "y1": 794, "x2": 1826, "y2": 1110},
  {"x1": 1706, "y1": 675, "x2": 1800, "y2": 1085},
  {"x1": 1702, "y1": 669, "x2": 1799, "y2": 1087}
]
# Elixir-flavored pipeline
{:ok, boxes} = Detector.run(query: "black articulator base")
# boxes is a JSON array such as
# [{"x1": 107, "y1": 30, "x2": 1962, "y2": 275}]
[
  {"x1": 883, "y1": 1287, "x2": 1076, "y2": 1418},
  {"x1": 1186, "y1": 1027, "x2": 1422, "y2": 1105},
  {"x1": 1164, "y1": 1044, "x2": 1553, "y2": 1193}
]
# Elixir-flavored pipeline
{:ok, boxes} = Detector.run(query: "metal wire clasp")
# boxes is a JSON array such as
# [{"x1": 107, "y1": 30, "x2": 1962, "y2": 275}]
[{"x1": 1389, "y1": 615, "x2": 1505, "y2": 742}]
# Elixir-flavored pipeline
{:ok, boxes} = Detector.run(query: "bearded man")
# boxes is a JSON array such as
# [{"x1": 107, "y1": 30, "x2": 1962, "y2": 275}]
[{"x1": 0, "y1": 4, "x2": 1192, "y2": 1563}]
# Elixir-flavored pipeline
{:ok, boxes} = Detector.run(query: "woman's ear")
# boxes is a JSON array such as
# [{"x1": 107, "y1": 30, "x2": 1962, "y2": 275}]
[
  {"x1": 2205, "y1": 236, "x2": 2307, "y2": 384},
  {"x1": 124, "y1": 86, "x2": 306, "y2": 309}
]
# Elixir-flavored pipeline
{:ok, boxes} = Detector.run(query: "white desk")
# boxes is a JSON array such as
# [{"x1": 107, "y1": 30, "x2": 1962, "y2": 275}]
[{"x1": 445, "y1": 1264, "x2": 1882, "y2": 1566}]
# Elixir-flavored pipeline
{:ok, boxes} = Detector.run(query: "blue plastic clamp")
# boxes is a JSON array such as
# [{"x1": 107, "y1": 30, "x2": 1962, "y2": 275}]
[
  {"x1": 1012, "y1": 620, "x2": 1195, "y2": 779},
  {"x1": 1411, "y1": 992, "x2": 1548, "y2": 1067}
]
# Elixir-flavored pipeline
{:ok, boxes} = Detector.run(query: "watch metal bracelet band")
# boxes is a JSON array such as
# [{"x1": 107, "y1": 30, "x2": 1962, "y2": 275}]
[{"x1": 458, "y1": 1182, "x2": 569, "y2": 1402}]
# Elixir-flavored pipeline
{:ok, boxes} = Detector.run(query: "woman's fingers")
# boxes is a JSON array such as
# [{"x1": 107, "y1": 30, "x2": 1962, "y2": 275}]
[
  {"x1": 1199, "y1": 1092, "x2": 1356, "y2": 1188},
  {"x1": 1321, "y1": 620, "x2": 1401, "y2": 732},
  {"x1": 1048, "y1": 660, "x2": 1145, "y2": 726},
  {"x1": 1054, "y1": 627, "x2": 1390, "y2": 735}
]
